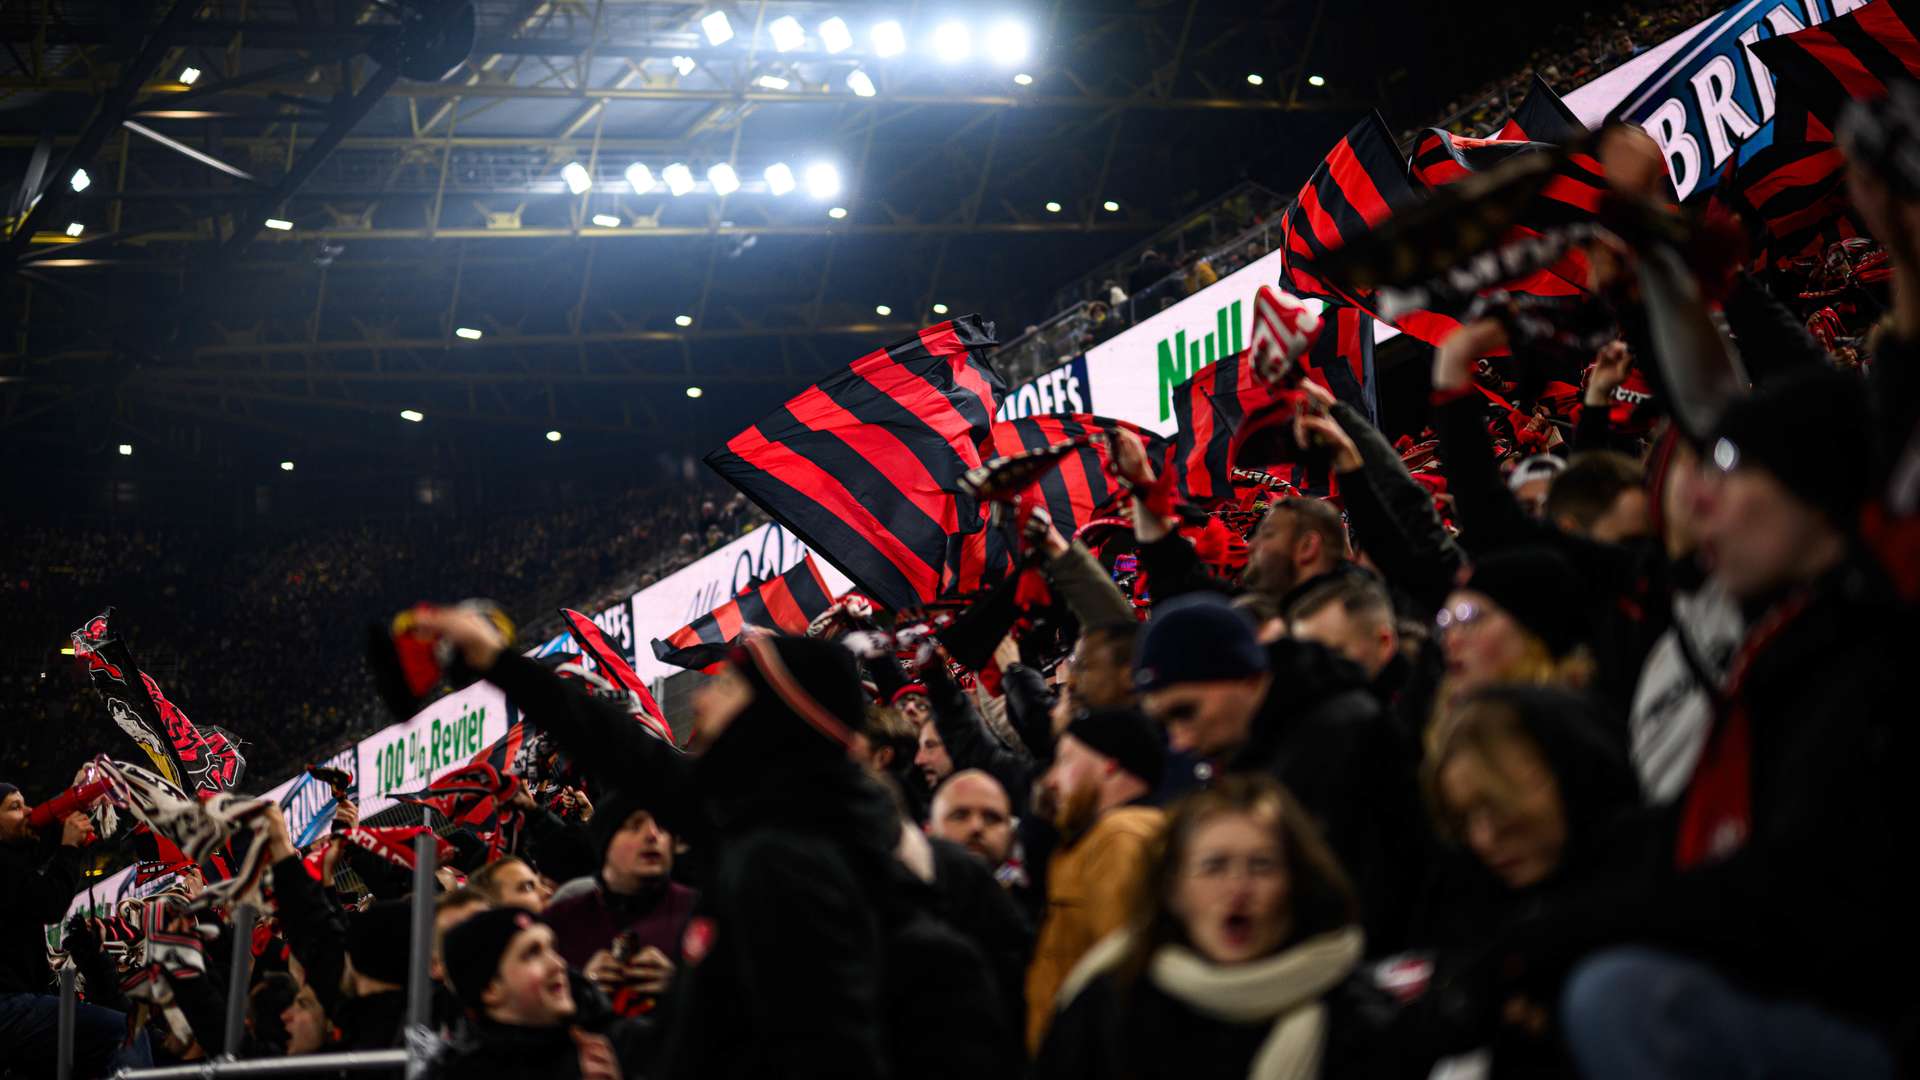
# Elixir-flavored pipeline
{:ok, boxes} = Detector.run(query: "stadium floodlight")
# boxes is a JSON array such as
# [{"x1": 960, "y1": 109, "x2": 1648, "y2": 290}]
[
  {"x1": 675, "y1": 314, "x2": 694, "y2": 327},
  {"x1": 662, "y1": 162, "x2": 695, "y2": 196},
  {"x1": 1103, "y1": 200, "x2": 1120, "y2": 212},
  {"x1": 827, "y1": 206, "x2": 848, "y2": 219},
  {"x1": 1246, "y1": 73, "x2": 1264, "y2": 86},
  {"x1": 70, "y1": 168, "x2": 91, "y2": 193},
  {"x1": 672, "y1": 55, "x2": 697, "y2": 76},
  {"x1": 118, "y1": 443, "x2": 132, "y2": 456},
  {"x1": 1044, "y1": 201, "x2": 1062, "y2": 213},
  {"x1": 846, "y1": 69, "x2": 877, "y2": 98},
  {"x1": 875, "y1": 304, "x2": 892, "y2": 316},
  {"x1": 930, "y1": 21, "x2": 971, "y2": 63},
  {"x1": 545, "y1": 430, "x2": 563, "y2": 443},
  {"x1": 591, "y1": 213, "x2": 622, "y2": 228},
  {"x1": 754, "y1": 74, "x2": 790, "y2": 90},
  {"x1": 1307, "y1": 74, "x2": 1326, "y2": 87},
  {"x1": 686, "y1": 386, "x2": 704, "y2": 398},
  {"x1": 933, "y1": 303, "x2": 950, "y2": 315},
  {"x1": 65, "y1": 222, "x2": 84, "y2": 237},
  {"x1": 561, "y1": 161, "x2": 593, "y2": 194},
  {"x1": 819, "y1": 16, "x2": 853, "y2": 53},
  {"x1": 400, "y1": 409, "x2": 425, "y2": 422},
  {"x1": 179, "y1": 66, "x2": 201, "y2": 85},
  {"x1": 264, "y1": 217, "x2": 294, "y2": 230},
  {"x1": 455, "y1": 327, "x2": 483, "y2": 340},
  {"x1": 768, "y1": 15, "x2": 805, "y2": 52},
  {"x1": 983, "y1": 20, "x2": 1031, "y2": 66},
  {"x1": 804, "y1": 161, "x2": 842, "y2": 200},
  {"x1": 1013, "y1": 72, "x2": 1034, "y2": 86},
  {"x1": 764, "y1": 162, "x2": 796, "y2": 196},
  {"x1": 708, "y1": 162, "x2": 740, "y2": 196},
  {"x1": 280, "y1": 461, "x2": 295, "y2": 472},
  {"x1": 871, "y1": 20, "x2": 906, "y2": 57},
  {"x1": 626, "y1": 162, "x2": 655, "y2": 192},
  {"x1": 701, "y1": 10, "x2": 734, "y2": 45}
]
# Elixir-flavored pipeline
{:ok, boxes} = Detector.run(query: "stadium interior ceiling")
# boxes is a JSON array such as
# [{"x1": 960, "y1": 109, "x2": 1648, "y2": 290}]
[{"x1": 2, "y1": 0, "x2": 1623, "y2": 523}]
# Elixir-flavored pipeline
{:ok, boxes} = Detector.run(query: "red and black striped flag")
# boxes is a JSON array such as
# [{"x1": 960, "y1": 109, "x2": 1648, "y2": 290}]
[
  {"x1": 986, "y1": 414, "x2": 1166, "y2": 539},
  {"x1": 708, "y1": 317, "x2": 1009, "y2": 611},
  {"x1": 1407, "y1": 128, "x2": 1597, "y2": 299},
  {"x1": 651, "y1": 554, "x2": 839, "y2": 672},
  {"x1": 1408, "y1": 130, "x2": 1543, "y2": 189},
  {"x1": 1167, "y1": 350, "x2": 1280, "y2": 507},
  {"x1": 1750, "y1": 0, "x2": 1920, "y2": 132},
  {"x1": 1496, "y1": 74, "x2": 1587, "y2": 144},
  {"x1": 1301, "y1": 305, "x2": 1378, "y2": 427},
  {"x1": 1279, "y1": 111, "x2": 1417, "y2": 309},
  {"x1": 1717, "y1": 139, "x2": 1861, "y2": 267},
  {"x1": 561, "y1": 608, "x2": 673, "y2": 744}
]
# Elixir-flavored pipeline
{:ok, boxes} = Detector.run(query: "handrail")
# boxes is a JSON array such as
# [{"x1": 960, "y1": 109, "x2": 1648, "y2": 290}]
[{"x1": 112, "y1": 1050, "x2": 410, "y2": 1078}]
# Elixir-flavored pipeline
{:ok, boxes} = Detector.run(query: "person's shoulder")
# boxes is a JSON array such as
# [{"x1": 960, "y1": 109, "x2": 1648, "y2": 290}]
[
  {"x1": 1091, "y1": 807, "x2": 1165, "y2": 846},
  {"x1": 541, "y1": 884, "x2": 603, "y2": 920}
]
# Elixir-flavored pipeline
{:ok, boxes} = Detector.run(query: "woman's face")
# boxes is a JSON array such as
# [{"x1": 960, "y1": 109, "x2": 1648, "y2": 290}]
[
  {"x1": 1169, "y1": 812, "x2": 1292, "y2": 965},
  {"x1": 1438, "y1": 737, "x2": 1568, "y2": 889},
  {"x1": 688, "y1": 663, "x2": 755, "y2": 755},
  {"x1": 1439, "y1": 590, "x2": 1535, "y2": 696}
]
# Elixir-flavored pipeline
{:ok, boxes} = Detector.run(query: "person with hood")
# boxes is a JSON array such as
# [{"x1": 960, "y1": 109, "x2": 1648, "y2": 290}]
[
  {"x1": 1033, "y1": 773, "x2": 1387, "y2": 1080},
  {"x1": 1134, "y1": 594, "x2": 1425, "y2": 956},
  {"x1": 544, "y1": 798, "x2": 697, "y2": 1017},
  {"x1": 410, "y1": 608, "x2": 1014, "y2": 1079}
]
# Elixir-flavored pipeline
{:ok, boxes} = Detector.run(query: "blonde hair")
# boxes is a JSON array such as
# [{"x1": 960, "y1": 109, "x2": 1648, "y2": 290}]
[
  {"x1": 1426, "y1": 634, "x2": 1594, "y2": 759},
  {"x1": 1422, "y1": 694, "x2": 1546, "y2": 844}
]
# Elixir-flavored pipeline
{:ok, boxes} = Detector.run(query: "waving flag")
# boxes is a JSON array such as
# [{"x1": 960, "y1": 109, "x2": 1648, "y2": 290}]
[
  {"x1": 1167, "y1": 350, "x2": 1279, "y2": 507},
  {"x1": 1750, "y1": 0, "x2": 1920, "y2": 132},
  {"x1": 1279, "y1": 112, "x2": 1417, "y2": 308},
  {"x1": 707, "y1": 316, "x2": 1011, "y2": 609},
  {"x1": 1497, "y1": 74, "x2": 1587, "y2": 144},
  {"x1": 1302, "y1": 306, "x2": 1379, "y2": 427},
  {"x1": 71, "y1": 610, "x2": 245, "y2": 794},
  {"x1": 986, "y1": 415, "x2": 1166, "y2": 540},
  {"x1": 560, "y1": 608, "x2": 672, "y2": 744},
  {"x1": 652, "y1": 555, "x2": 839, "y2": 672},
  {"x1": 1718, "y1": 140, "x2": 1861, "y2": 267}
]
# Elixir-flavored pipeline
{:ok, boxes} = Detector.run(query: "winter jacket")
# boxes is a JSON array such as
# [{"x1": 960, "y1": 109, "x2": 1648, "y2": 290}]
[
  {"x1": 1001, "y1": 663, "x2": 1057, "y2": 767},
  {"x1": 1033, "y1": 927, "x2": 1390, "y2": 1080},
  {"x1": 925, "y1": 836, "x2": 1034, "y2": 1064},
  {"x1": 0, "y1": 834, "x2": 79, "y2": 994},
  {"x1": 1627, "y1": 572, "x2": 1742, "y2": 804},
  {"x1": 924, "y1": 662, "x2": 1034, "y2": 816},
  {"x1": 1329, "y1": 401, "x2": 1465, "y2": 620},
  {"x1": 1228, "y1": 640, "x2": 1426, "y2": 956},
  {"x1": 544, "y1": 879, "x2": 699, "y2": 970},
  {"x1": 1044, "y1": 540, "x2": 1136, "y2": 628},
  {"x1": 428, "y1": 1005, "x2": 652, "y2": 1079},
  {"x1": 1026, "y1": 805, "x2": 1164, "y2": 1053}
]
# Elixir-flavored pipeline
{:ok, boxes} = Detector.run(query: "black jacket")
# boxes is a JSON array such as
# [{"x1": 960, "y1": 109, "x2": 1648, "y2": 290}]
[
  {"x1": 429, "y1": 1005, "x2": 652, "y2": 1079},
  {"x1": 269, "y1": 855, "x2": 406, "y2": 1050},
  {"x1": 1330, "y1": 401, "x2": 1465, "y2": 620},
  {"x1": 1228, "y1": 640, "x2": 1427, "y2": 956},
  {"x1": 925, "y1": 835, "x2": 1033, "y2": 1061},
  {"x1": 924, "y1": 662, "x2": 1033, "y2": 815},
  {"x1": 0, "y1": 834, "x2": 79, "y2": 994}
]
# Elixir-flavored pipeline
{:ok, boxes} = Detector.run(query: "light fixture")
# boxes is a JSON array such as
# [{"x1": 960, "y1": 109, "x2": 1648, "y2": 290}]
[
  {"x1": 1103, "y1": 200, "x2": 1120, "y2": 212},
  {"x1": 753, "y1": 74, "x2": 790, "y2": 90},
  {"x1": 871, "y1": 19, "x2": 906, "y2": 57},
  {"x1": 931, "y1": 21, "x2": 971, "y2": 63},
  {"x1": 264, "y1": 217, "x2": 293, "y2": 231},
  {"x1": 933, "y1": 303, "x2": 950, "y2": 315},
  {"x1": 875, "y1": 304, "x2": 892, "y2": 316},
  {"x1": 675, "y1": 314, "x2": 694, "y2": 327},
  {"x1": 827, "y1": 206, "x2": 848, "y2": 219},
  {"x1": 545, "y1": 430, "x2": 563, "y2": 443},
  {"x1": 701, "y1": 10, "x2": 734, "y2": 46},
  {"x1": 662, "y1": 162, "x2": 695, "y2": 196},
  {"x1": 818, "y1": 16, "x2": 853, "y2": 53},
  {"x1": 625, "y1": 162, "x2": 654, "y2": 192},
  {"x1": 400, "y1": 409, "x2": 425, "y2": 422},
  {"x1": 561, "y1": 161, "x2": 592, "y2": 194},
  {"x1": 846, "y1": 69, "x2": 877, "y2": 98},
  {"x1": 1044, "y1": 201, "x2": 1062, "y2": 213},
  {"x1": 1013, "y1": 72, "x2": 1034, "y2": 86},
  {"x1": 64, "y1": 222, "x2": 84, "y2": 237},
  {"x1": 768, "y1": 15, "x2": 805, "y2": 52},
  {"x1": 591, "y1": 213, "x2": 621, "y2": 228},
  {"x1": 671, "y1": 55, "x2": 697, "y2": 76},
  {"x1": 117, "y1": 443, "x2": 132, "y2": 456},
  {"x1": 1246, "y1": 73, "x2": 1265, "y2": 86},
  {"x1": 455, "y1": 327, "x2": 483, "y2": 340},
  {"x1": 685, "y1": 386, "x2": 704, "y2": 398},
  {"x1": 179, "y1": 66, "x2": 201, "y2": 85},
  {"x1": 280, "y1": 461, "x2": 295, "y2": 472},
  {"x1": 983, "y1": 20, "x2": 1031, "y2": 65},
  {"x1": 1307, "y1": 74, "x2": 1326, "y2": 87},
  {"x1": 764, "y1": 162, "x2": 796, "y2": 196},
  {"x1": 707, "y1": 162, "x2": 740, "y2": 196},
  {"x1": 70, "y1": 169, "x2": 90, "y2": 193},
  {"x1": 803, "y1": 161, "x2": 841, "y2": 199}
]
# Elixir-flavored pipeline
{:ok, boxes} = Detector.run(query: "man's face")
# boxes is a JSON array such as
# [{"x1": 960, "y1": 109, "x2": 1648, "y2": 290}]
[
  {"x1": 1069, "y1": 639, "x2": 1132, "y2": 712},
  {"x1": 1038, "y1": 734, "x2": 1108, "y2": 835},
  {"x1": 1289, "y1": 604, "x2": 1395, "y2": 680},
  {"x1": 1693, "y1": 462, "x2": 1835, "y2": 598},
  {"x1": 1140, "y1": 678, "x2": 1262, "y2": 759},
  {"x1": 483, "y1": 923, "x2": 576, "y2": 1027},
  {"x1": 1585, "y1": 488, "x2": 1652, "y2": 545},
  {"x1": 280, "y1": 983, "x2": 327, "y2": 1056},
  {"x1": 604, "y1": 810, "x2": 673, "y2": 893},
  {"x1": 896, "y1": 692, "x2": 932, "y2": 728},
  {"x1": 914, "y1": 723, "x2": 954, "y2": 788},
  {"x1": 1514, "y1": 476, "x2": 1554, "y2": 518},
  {"x1": 489, "y1": 860, "x2": 546, "y2": 913},
  {"x1": 0, "y1": 791, "x2": 28, "y2": 844},
  {"x1": 928, "y1": 774, "x2": 1013, "y2": 865},
  {"x1": 1241, "y1": 513, "x2": 1302, "y2": 595}
]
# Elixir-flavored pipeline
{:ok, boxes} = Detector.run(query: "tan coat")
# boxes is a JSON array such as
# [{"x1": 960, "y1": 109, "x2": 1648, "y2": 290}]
[{"x1": 1024, "y1": 805, "x2": 1165, "y2": 1054}]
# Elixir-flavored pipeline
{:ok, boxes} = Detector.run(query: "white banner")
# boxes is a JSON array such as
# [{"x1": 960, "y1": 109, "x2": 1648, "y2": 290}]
[{"x1": 355, "y1": 684, "x2": 510, "y2": 816}]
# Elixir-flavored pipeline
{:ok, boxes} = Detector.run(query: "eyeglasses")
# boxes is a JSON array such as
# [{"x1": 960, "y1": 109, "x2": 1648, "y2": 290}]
[{"x1": 1435, "y1": 600, "x2": 1488, "y2": 632}]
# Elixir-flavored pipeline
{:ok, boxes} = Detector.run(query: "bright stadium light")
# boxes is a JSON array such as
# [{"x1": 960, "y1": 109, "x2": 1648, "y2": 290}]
[
  {"x1": 178, "y1": 66, "x2": 201, "y2": 85},
  {"x1": 804, "y1": 161, "x2": 841, "y2": 199},
  {"x1": 685, "y1": 386, "x2": 704, "y2": 398},
  {"x1": 662, "y1": 162, "x2": 695, "y2": 196},
  {"x1": 875, "y1": 304, "x2": 892, "y2": 316},
  {"x1": 701, "y1": 10, "x2": 734, "y2": 45},
  {"x1": 280, "y1": 461, "x2": 295, "y2": 472},
  {"x1": 65, "y1": 222, "x2": 84, "y2": 237},
  {"x1": 871, "y1": 19, "x2": 906, "y2": 57},
  {"x1": 70, "y1": 168, "x2": 91, "y2": 193},
  {"x1": 1307, "y1": 74, "x2": 1326, "y2": 87},
  {"x1": 1013, "y1": 72, "x2": 1034, "y2": 86},
  {"x1": 400, "y1": 409, "x2": 425, "y2": 422},
  {"x1": 672, "y1": 55, "x2": 697, "y2": 76},
  {"x1": 625, "y1": 162, "x2": 654, "y2": 192},
  {"x1": 1103, "y1": 200, "x2": 1120, "y2": 212},
  {"x1": 264, "y1": 217, "x2": 293, "y2": 230},
  {"x1": 930, "y1": 21, "x2": 971, "y2": 63},
  {"x1": 708, "y1": 162, "x2": 740, "y2": 196},
  {"x1": 545, "y1": 430, "x2": 563, "y2": 443},
  {"x1": 846, "y1": 69, "x2": 877, "y2": 98},
  {"x1": 983, "y1": 20, "x2": 1031, "y2": 66},
  {"x1": 455, "y1": 327, "x2": 483, "y2": 340},
  {"x1": 933, "y1": 303, "x2": 949, "y2": 315},
  {"x1": 118, "y1": 443, "x2": 132, "y2": 456},
  {"x1": 675, "y1": 314, "x2": 694, "y2": 327},
  {"x1": 1246, "y1": 73, "x2": 1265, "y2": 86},
  {"x1": 561, "y1": 161, "x2": 592, "y2": 194},
  {"x1": 819, "y1": 16, "x2": 853, "y2": 53},
  {"x1": 764, "y1": 162, "x2": 796, "y2": 196},
  {"x1": 591, "y1": 213, "x2": 622, "y2": 228},
  {"x1": 827, "y1": 206, "x2": 848, "y2": 219},
  {"x1": 754, "y1": 74, "x2": 790, "y2": 90},
  {"x1": 768, "y1": 15, "x2": 805, "y2": 52},
  {"x1": 1044, "y1": 200, "x2": 1062, "y2": 213}
]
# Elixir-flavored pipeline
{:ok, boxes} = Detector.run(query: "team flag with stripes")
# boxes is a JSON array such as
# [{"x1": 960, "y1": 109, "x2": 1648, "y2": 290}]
[
  {"x1": 986, "y1": 414, "x2": 1166, "y2": 539},
  {"x1": 651, "y1": 555, "x2": 839, "y2": 672},
  {"x1": 1717, "y1": 139, "x2": 1861, "y2": 267},
  {"x1": 561, "y1": 608, "x2": 673, "y2": 743},
  {"x1": 1750, "y1": 0, "x2": 1920, "y2": 132},
  {"x1": 1407, "y1": 127, "x2": 1598, "y2": 299},
  {"x1": 707, "y1": 316, "x2": 1010, "y2": 611},
  {"x1": 1167, "y1": 349, "x2": 1279, "y2": 507},
  {"x1": 1279, "y1": 111, "x2": 1417, "y2": 309},
  {"x1": 1496, "y1": 74, "x2": 1587, "y2": 144}
]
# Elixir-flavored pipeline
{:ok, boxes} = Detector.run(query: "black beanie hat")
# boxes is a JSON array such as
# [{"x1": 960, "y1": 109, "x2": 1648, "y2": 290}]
[
  {"x1": 588, "y1": 786, "x2": 650, "y2": 867},
  {"x1": 346, "y1": 899, "x2": 414, "y2": 987},
  {"x1": 1710, "y1": 366, "x2": 1873, "y2": 528},
  {"x1": 1463, "y1": 547, "x2": 1589, "y2": 659},
  {"x1": 1134, "y1": 592, "x2": 1269, "y2": 693},
  {"x1": 0, "y1": 782, "x2": 18, "y2": 806},
  {"x1": 1066, "y1": 708, "x2": 1167, "y2": 785},
  {"x1": 443, "y1": 907, "x2": 542, "y2": 1010},
  {"x1": 726, "y1": 633, "x2": 867, "y2": 754}
]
